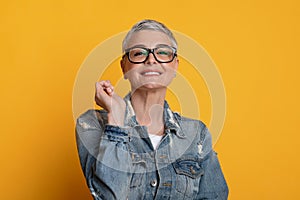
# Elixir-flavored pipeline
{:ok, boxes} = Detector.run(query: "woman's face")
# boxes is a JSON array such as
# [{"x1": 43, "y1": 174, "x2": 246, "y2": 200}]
[{"x1": 121, "y1": 30, "x2": 178, "y2": 91}]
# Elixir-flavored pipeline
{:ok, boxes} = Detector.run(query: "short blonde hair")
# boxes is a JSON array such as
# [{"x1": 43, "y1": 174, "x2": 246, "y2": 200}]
[{"x1": 122, "y1": 19, "x2": 178, "y2": 52}]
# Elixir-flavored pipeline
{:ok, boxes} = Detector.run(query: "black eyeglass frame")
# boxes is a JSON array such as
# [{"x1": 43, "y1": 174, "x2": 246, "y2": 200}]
[{"x1": 123, "y1": 45, "x2": 177, "y2": 64}]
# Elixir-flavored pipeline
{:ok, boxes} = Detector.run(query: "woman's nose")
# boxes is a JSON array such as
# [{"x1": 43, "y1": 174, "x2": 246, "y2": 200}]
[{"x1": 145, "y1": 52, "x2": 157, "y2": 65}]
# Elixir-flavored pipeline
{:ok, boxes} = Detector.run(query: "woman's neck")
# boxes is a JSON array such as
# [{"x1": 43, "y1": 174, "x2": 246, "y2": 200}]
[{"x1": 131, "y1": 88, "x2": 166, "y2": 135}]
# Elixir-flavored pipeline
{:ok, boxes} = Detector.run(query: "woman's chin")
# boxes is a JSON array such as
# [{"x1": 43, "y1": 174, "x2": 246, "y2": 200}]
[{"x1": 133, "y1": 82, "x2": 167, "y2": 91}]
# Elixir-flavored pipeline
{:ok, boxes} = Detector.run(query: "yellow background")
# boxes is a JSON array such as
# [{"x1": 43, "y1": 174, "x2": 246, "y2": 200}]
[{"x1": 1, "y1": 0, "x2": 299, "y2": 199}]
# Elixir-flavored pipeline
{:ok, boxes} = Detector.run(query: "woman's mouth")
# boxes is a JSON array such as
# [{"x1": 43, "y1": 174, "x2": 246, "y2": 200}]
[{"x1": 141, "y1": 71, "x2": 162, "y2": 76}]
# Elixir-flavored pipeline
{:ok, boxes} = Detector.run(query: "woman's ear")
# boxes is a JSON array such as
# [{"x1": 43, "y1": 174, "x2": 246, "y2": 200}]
[
  {"x1": 175, "y1": 58, "x2": 179, "y2": 70},
  {"x1": 173, "y1": 57, "x2": 179, "y2": 71},
  {"x1": 120, "y1": 59, "x2": 127, "y2": 79}
]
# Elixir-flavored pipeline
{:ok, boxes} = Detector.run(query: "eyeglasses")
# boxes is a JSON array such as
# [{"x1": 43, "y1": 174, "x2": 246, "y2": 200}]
[{"x1": 123, "y1": 45, "x2": 177, "y2": 64}]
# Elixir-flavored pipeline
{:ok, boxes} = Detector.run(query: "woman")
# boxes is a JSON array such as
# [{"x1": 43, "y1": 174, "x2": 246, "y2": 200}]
[{"x1": 76, "y1": 19, "x2": 228, "y2": 200}]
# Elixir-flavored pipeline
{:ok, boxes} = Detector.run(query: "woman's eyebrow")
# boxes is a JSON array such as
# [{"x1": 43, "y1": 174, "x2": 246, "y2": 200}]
[
  {"x1": 155, "y1": 43, "x2": 171, "y2": 47},
  {"x1": 127, "y1": 43, "x2": 172, "y2": 50},
  {"x1": 127, "y1": 44, "x2": 147, "y2": 49}
]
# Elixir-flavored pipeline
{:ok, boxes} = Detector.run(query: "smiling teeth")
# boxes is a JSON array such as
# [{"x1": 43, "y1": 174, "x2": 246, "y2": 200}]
[{"x1": 143, "y1": 72, "x2": 160, "y2": 75}]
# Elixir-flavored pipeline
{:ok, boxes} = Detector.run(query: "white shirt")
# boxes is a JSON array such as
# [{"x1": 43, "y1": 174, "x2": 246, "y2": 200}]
[{"x1": 148, "y1": 133, "x2": 163, "y2": 150}]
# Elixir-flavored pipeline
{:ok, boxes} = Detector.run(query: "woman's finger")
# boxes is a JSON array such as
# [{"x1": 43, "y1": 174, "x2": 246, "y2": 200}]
[{"x1": 97, "y1": 80, "x2": 114, "y2": 96}]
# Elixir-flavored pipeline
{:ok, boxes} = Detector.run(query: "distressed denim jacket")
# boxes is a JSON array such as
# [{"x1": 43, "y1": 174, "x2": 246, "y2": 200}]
[{"x1": 76, "y1": 94, "x2": 228, "y2": 200}]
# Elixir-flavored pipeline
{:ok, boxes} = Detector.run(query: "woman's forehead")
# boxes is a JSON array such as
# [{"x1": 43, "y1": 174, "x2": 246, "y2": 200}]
[{"x1": 126, "y1": 30, "x2": 172, "y2": 48}]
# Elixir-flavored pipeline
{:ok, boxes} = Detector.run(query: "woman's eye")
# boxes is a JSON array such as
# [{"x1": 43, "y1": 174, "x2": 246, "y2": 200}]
[
  {"x1": 157, "y1": 51, "x2": 171, "y2": 56},
  {"x1": 158, "y1": 51, "x2": 167, "y2": 55},
  {"x1": 133, "y1": 52, "x2": 144, "y2": 56},
  {"x1": 132, "y1": 49, "x2": 148, "y2": 57}
]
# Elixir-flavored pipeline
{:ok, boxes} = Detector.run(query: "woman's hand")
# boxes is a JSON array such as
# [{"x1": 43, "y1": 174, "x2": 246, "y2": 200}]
[{"x1": 95, "y1": 81, "x2": 126, "y2": 126}]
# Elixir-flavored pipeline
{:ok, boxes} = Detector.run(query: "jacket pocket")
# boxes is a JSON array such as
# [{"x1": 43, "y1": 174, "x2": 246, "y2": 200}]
[
  {"x1": 172, "y1": 155, "x2": 204, "y2": 198},
  {"x1": 130, "y1": 172, "x2": 144, "y2": 188},
  {"x1": 130, "y1": 153, "x2": 147, "y2": 188},
  {"x1": 127, "y1": 152, "x2": 148, "y2": 199}
]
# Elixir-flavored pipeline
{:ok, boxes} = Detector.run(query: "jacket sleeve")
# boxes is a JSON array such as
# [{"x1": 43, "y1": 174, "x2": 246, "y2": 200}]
[
  {"x1": 75, "y1": 110, "x2": 132, "y2": 200},
  {"x1": 196, "y1": 126, "x2": 229, "y2": 200}
]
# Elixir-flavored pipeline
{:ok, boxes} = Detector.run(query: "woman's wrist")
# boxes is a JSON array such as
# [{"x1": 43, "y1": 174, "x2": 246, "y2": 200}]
[{"x1": 107, "y1": 112, "x2": 124, "y2": 127}]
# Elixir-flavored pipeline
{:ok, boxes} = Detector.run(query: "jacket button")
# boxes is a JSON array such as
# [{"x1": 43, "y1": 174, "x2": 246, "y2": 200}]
[
  {"x1": 150, "y1": 180, "x2": 157, "y2": 187},
  {"x1": 190, "y1": 166, "x2": 196, "y2": 174}
]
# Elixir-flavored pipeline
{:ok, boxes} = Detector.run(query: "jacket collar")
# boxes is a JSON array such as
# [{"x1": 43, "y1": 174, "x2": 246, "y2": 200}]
[{"x1": 123, "y1": 92, "x2": 185, "y2": 138}]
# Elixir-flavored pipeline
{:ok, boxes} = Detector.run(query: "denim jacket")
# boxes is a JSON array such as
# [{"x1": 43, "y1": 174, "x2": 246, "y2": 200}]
[{"x1": 76, "y1": 94, "x2": 228, "y2": 200}]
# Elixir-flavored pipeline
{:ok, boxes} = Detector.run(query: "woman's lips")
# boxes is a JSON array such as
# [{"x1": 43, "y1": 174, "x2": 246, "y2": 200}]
[{"x1": 141, "y1": 71, "x2": 162, "y2": 76}]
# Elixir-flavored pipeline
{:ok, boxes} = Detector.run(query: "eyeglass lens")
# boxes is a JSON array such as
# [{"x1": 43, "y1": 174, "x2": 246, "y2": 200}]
[{"x1": 128, "y1": 47, "x2": 175, "y2": 63}]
